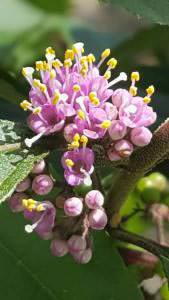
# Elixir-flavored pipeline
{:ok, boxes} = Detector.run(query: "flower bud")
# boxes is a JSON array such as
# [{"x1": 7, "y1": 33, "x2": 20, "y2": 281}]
[
  {"x1": 64, "y1": 197, "x2": 83, "y2": 217},
  {"x1": 88, "y1": 209, "x2": 107, "y2": 230},
  {"x1": 50, "y1": 239, "x2": 69, "y2": 257},
  {"x1": 68, "y1": 235, "x2": 86, "y2": 253},
  {"x1": 107, "y1": 149, "x2": 121, "y2": 161},
  {"x1": 64, "y1": 124, "x2": 77, "y2": 142},
  {"x1": 108, "y1": 120, "x2": 127, "y2": 140},
  {"x1": 16, "y1": 177, "x2": 31, "y2": 192},
  {"x1": 8, "y1": 192, "x2": 28, "y2": 212},
  {"x1": 85, "y1": 190, "x2": 104, "y2": 209},
  {"x1": 137, "y1": 177, "x2": 154, "y2": 192},
  {"x1": 112, "y1": 89, "x2": 131, "y2": 108},
  {"x1": 114, "y1": 139, "x2": 133, "y2": 158},
  {"x1": 32, "y1": 159, "x2": 46, "y2": 174},
  {"x1": 130, "y1": 127, "x2": 152, "y2": 147},
  {"x1": 32, "y1": 174, "x2": 54, "y2": 195},
  {"x1": 73, "y1": 248, "x2": 92, "y2": 264}
]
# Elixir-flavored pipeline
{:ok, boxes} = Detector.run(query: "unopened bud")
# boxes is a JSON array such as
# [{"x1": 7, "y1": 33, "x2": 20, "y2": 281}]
[
  {"x1": 64, "y1": 197, "x2": 83, "y2": 217},
  {"x1": 85, "y1": 190, "x2": 104, "y2": 209}
]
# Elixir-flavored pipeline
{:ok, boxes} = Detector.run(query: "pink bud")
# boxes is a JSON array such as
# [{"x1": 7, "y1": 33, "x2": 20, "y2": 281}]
[
  {"x1": 16, "y1": 177, "x2": 31, "y2": 192},
  {"x1": 32, "y1": 174, "x2": 54, "y2": 195},
  {"x1": 50, "y1": 239, "x2": 69, "y2": 257},
  {"x1": 108, "y1": 120, "x2": 127, "y2": 140},
  {"x1": 64, "y1": 197, "x2": 83, "y2": 217},
  {"x1": 114, "y1": 139, "x2": 133, "y2": 158},
  {"x1": 32, "y1": 159, "x2": 46, "y2": 174},
  {"x1": 130, "y1": 127, "x2": 152, "y2": 147},
  {"x1": 73, "y1": 248, "x2": 92, "y2": 264},
  {"x1": 8, "y1": 192, "x2": 27, "y2": 212},
  {"x1": 88, "y1": 209, "x2": 107, "y2": 230},
  {"x1": 85, "y1": 190, "x2": 104, "y2": 209},
  {"x1": 107, "y1": 149, "x2": 121, "y2": 161},
  {"x1": 112, "y1": 89, "x2": 131, "y2": 108},
  {"x1": 68, "y1": 235, "x2": 86, "y2": 253},
  {"x1": 64, "y1": 124, "x2": 77, "y2": 142}
]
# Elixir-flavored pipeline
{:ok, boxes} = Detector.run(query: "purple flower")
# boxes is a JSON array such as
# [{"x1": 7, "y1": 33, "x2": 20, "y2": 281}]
[
  {"x1": 23, "y1": 200, "x2": 56, "y2": 239},
  {"x1": 61, "y1": 147, "x2": 94, "y2": 186},
  {"x1": 119, "y1": 96, "x2": 157, "y2": 128}
]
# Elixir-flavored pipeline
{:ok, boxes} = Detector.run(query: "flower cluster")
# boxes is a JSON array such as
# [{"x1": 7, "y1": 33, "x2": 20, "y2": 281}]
[
  {"x1": 8, "y1": 160, "x2": 107, "y2": 263},
  {"x1": 20, "y1": 43, "x2": 156, "y2": 186}
]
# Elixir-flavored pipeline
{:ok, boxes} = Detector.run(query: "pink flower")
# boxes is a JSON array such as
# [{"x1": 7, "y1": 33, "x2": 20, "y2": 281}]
[
  {"x1": 61, "y1": 148, "x2": 94, "y2": 186},
  {"x1": 64, "y1": 197, "x2": 83, "y2": 216},
  {"x1": 130, "y1": 127, "x2": 152, "y2": 147}
]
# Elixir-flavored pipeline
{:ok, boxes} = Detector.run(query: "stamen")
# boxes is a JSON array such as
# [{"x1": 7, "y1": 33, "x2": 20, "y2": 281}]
[
  {"x1": 77, "y1": 110, "x2": 85, "y2": 120},
  {"x1": 65, "y1": 159, "x2": 75, "y2": 167},
  {"x1": 68, "y1": 141, "x2": 80, "y2": 149},
  {"x1": 80, "y1": 135, "x2": 88, "y2": 145},
  {"x1": 103, "y1": 71, "x2": 111, "y2": 80},
  {"x1": 87, "y1": 54, "x2": 96, "y2": 64},
  {"x1": 97, "y1": 48, "x2": 110, "y2": 68},
  {"x1": 45, "y1": 47, "x2": 56, "y2": 61},
  {"x1": 100, "y1": 120, "x2": 111, "y2": 129},
  {"x1": 129, "y1": 86, "x2": 138, "y2": 96},
  {"x1": 52, "y1": 90, "x2": 61, "y2": 105},
  {"x1": 146, "y1": 85, "x2": 155, "y2": 96},
  {"x1": 107, "y1": 58, "x2": 118, "y2": 70},
  {"x1": 65, "y1": 49, "x2": 74, "y2": 60},
  {"x1": 36, "y1": 61, "x2": 44, "y2": 71},
  {"x1": 52, "y1": 59, "x2": 63, "y2": 68},
  {"x1": 107, "y1": 72, "x2": 127, "y2": 88},
  {"x1": 131, "y1": 71, "x2": 140, "y2": 82},
  {"x1": 73, "y1": 84, "x2": 81, "y2": 92},
  {"x1": 33, "y1": 107, "x2": 42, "y2": 114},
  {"x1": 73, "y1": 133, "x2": 80, "y2": 142},
  {"x1": 50, "y1": 69, "x2": 56, "y2": 79},
  {"x1": 36, "y1": 204, "x2": 45, "y2": 212},
  {"x1": 72, "y1": 42, "x2": 84, "y2": 55},
  {"x1": 25, "y1": 131, "x2": 45, "y2": 148},
  {"x1": 20, "y1": 100, "x2": 32, "y2": 111},
  {"x1": 64, "y1": 59, "x2": 72, "y2": 68},
  {"x1": 22, "y1": 67, "x2": 34, "y2": 78}
]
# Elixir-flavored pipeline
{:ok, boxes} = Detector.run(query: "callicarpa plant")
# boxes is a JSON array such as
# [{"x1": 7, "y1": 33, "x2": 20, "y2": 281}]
[{"x1": 2, "y1": 42, "x2": 169, "y2": 293}]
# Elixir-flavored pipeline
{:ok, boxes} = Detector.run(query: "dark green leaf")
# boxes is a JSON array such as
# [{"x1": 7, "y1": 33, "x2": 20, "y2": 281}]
[
  {"x1": 106, "y1": 0, "x2": 169, "y2": 25},
  {"x1": 0, "y1": 205, "x2": 143, "y2": 300}
]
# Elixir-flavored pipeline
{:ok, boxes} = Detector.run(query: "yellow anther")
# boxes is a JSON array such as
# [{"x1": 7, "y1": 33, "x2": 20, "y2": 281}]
[
  {"x1": 129, "y1": 86, "x2": 138, "y2": 96},
  {"x1": 50, "y1": 69, "x2": 56, "y2": 79},
  {"x1": 20, "y1": 100, "x2": 31, "y2": 111},
  {"x1": 70, "y1": 141, "x2": 80, "y2": 149},
  {"x1": 52, "y1": 59, "x2": 63, "y2": 68},
  {"x1": 72, "y1": 42, "x2": 84, "y2": 54},
  {"x1": 46, "y1": 46, "x2": 55, "y2": 55},
  {"x1": 80, "y1": 135, "x2": 88, "y2": 144},
  {"x1": 36, "y1": 204, "x2": 45, "y2": 212},
  {"x1": 100, "y1": 120, "x2": 111, "y2": 129},
  {"x1": 77, "y1": 110, "x2": 85, "y2": 120},
  {"x1": 65, "y1": 49, "x2": 74, "y2": 60},
  {"x1": 87, "y1": 54, "x2": 96, "y2": 63},
  {"x1": 131, "y1": 71, "x2": 140, "y2": 81},
  {"x1": 107, "y1": 58, "x2": 118, "y2": 69},
  {"x1": 33, "y1": 107, "x2": 42, "y2": 114},
  {"x1": 80, "y1": 67, "x2": 88, "y2": 76},
  {"x1": 73, "y1": 84, "x2": 81, "y2": 92},
  {"x1": 89, "y1": 91, "x2": 97, "y2": 99},
  {"x1": 36, "y1": 61, "x2": 44, "y2": 71},
  {"x1": 22, "y1": 67, "x2": 34, "y2": 77},
  {"x1": 43, "y1": 61, "x2": 50, "y2": 71},
  {"x1": 65, "y1": 159, "x2": 75, "y2": 167},
  {"x1": 27, "y1": 199, "x2": 36, "y2": 206},
  {"x1": 39, "y1": 84, "x2": 47, "y2": 93},
  {"x1": 103, "y1": 71, "x2": 111, "y2": 80},
  {"x1": 146, "y1": 85, "x2": 155, "y2": 96},
  {"x1": 52, "y1": 90, "x2": 60, "y2": 105},
  {"x1": 91, "y1": 97, "x2": 100, "y2": 106},
  {"x1": 73, "y1": 133, "x2": 80, "y2": 141},
  {"x1": 143, "y1": 96, "x2": 151, "y2": 104},
  {"x1": 80, "y1": 56, "x2": 87, "y2": 64},
  {"x1": 33, "y1": 79, "x2": 41, "y2": 88},
  {"x1": 22, "y1": 199, "x2": 28, "y2": 207},
  {"x1": 64, "y1": 58, "x2": 72, "y2": 68},
  {"x1": 101, "y1": 48, "x2": 111, "y2": 59}
]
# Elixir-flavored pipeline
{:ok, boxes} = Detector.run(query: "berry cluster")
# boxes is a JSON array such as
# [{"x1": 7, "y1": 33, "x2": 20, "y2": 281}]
[
  {"x1": 8, "y1": 160, "x2": 106, "y2": 263},
  {"x1": 20, "y1": 43, "x2": 156, "y2": 187}
]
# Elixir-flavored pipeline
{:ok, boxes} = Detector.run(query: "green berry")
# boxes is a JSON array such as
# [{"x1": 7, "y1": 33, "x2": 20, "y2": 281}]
[
  {"x1": 148, "y1": 172, "x2": 167, "y2": 192},
  {"x1": 137, "y1": 177, "x2": 154, "y2": 192},
  {"x1": 141, "y1": 188, "x2": 161, "y2": 204}
]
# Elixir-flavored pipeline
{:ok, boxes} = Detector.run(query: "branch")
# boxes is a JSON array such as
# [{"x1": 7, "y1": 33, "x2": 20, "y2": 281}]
[{"x1": 106, "y1": 119, "x2": 169, "y2": 222}]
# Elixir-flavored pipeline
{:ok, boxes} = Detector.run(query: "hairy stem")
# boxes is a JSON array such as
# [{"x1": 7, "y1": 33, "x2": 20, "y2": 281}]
[{"x1": 106, "y1": 119, "x2": 169, "y2": 222}]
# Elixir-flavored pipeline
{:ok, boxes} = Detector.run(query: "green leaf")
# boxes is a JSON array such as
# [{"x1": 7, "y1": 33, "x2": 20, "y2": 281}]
[
  {"x1": 0, "y1": 152, "x2": 48, "y2": 203},
  {"x1": 106, "y1": 0, "x2": 169, "y2": 25},
  {"x1": 26, "y1": 0, "x2": 70, "y2": 14},
  {"x1": 0, "y1": 119, "x2": 29, "y2": 145},
  {"x1": 0, "y1": 206, "x2": 143, "y2": 300}
]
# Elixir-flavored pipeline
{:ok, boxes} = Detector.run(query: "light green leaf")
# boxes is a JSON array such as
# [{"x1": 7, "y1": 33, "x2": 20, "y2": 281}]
[
  {"x1": 106, "y1": 0, "x2": 169, "y2": 25},
  {"x1": 0, "y1": 207, "x2": 143, "y2": 300}
]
